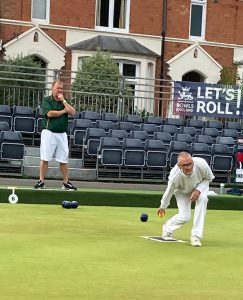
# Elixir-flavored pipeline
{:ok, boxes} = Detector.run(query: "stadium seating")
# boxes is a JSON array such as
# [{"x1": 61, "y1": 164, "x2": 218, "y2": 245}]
[
  {"x1": 160, "y1": 124, "x2": 178, "y2": 137},
  {"x1": 144, "y1": 139, "x2": 167, "y2": 169},
  {"x1": 186, "y1": 119, "x2": 204, "y2": 133},
  {"x1": 0, "y1": 130, "x2": 25, "y2": 175},
  {"x1": 101, "y1": 112, "x2": 119, "y2": 123},
  {"x1": 0, "y1": 104, "x2": 12, "y2": 128},
  {"x1": 130, "y1": 130, "x2": 149, "y2": 143},
  {"x1": 211, "y1": 143, "x2": 233, "y2": 181},
  {"x1": 153, "y1": 132, "x2": 172, "y2": 150},
  {"x1": 180, "y1": 126, "x2": 198, "y2": 140},
  {"x1": 123, "y1": 138, "x2": 145, "y2": 167},
  {"x1": 190, "y1": 142, "x2": 211, "y2": 165},
  {"x1": 144, "y1": 116, "x2": 163, "y2": 126},
  {"x1": 140, "y1": 123, "x2": 159, "y2": 138},
  {"x1": 205, "y1": 120, "x2": 223, "y2": 133},
  {"x1": 164, "y1": 117, "x2": 184, "y2": 130},
  {"x1": 174, "y1": 133, "x2": 193, "y2": 147},
  {"x1": 80, "y1": 111, "x2": 100, "y2": 123},
  {"x1": 168, "y1": 141, "x2": 189, "y2": 168}
]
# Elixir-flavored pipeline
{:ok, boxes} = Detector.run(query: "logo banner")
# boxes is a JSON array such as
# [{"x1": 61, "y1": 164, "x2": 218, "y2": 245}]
[{"x1": 173, "y1": 81, "x2": 243, "y2": 118}]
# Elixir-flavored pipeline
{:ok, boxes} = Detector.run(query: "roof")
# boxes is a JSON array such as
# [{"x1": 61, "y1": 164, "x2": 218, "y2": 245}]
[{"x1": 67, "y1": 35, "x2": 158, "y2": 57}]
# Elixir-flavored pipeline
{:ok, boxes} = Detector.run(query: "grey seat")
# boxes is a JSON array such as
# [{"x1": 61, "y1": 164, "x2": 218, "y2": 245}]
[
  {"x1": 95, "y1": 120, "x2": 116, "y2": 133},
  {"x1": 215, "y1": 136, "x2": 235, "y2": 153},
  {"x1": 168, "y1": 141, "x2": 189, "y2": 168},
  {"x1": 180, "y1": 126, "x2": 197, "y2": 140},
  {"x1": 0, "y1": 105, "x2": 12, "y2": 128},
  {"x1": 164, "y1": 117, "x2": 184, "y2": 130},
  {"x1": 194, "y1": 134, "x2": 213, "y2": 148},
  {"x1": 116, "y1": 121, "x2": 136, "y2": 132},
  {"x1": 201, "y1": 127, "x2": 220, "y2": 142},
  {"x1": 108, "y1": 129, "x2": 128, "y2": 142},
  {"x1": 12, "y1": 106, "x2": 35, "y2": 134},
  {"x1": 0, "y1": 121, "x2": 11, "y2": 132},
  {"x1": 225, "y1": 121, "x2": 242, "y2": 133},
  {"x1": 186, "y1": 119, "x2": 204, "y2": 133},
  {"x1": 83, "y1": 128, "x2": 106, "y2": 156},
  {"x1": 190, "y1": 142, "x2": 211, "y2": 165},
  {"x1": 144, "y1": 116, "x2": 163, "y2": 126},
  {"x1": 221, "y1": 129, "x2": 239, "y2": 141},
  {"x1": 130, "y1": 130, "x2": 149, "y2": 143},
  {"x1": 101, "y1": 112, "x2": 119, "y2": 123},
  {"x1": 123, "y1": 138, "x2": 145, "y2": 167},
  {"x1": 144, "y1": 139, "x2": 167, "y2": 169},
  {"x1": 174, "y1": 133, "x2": 193, "y2": 147},
  {"x1": 205, "y1": 120, "x2": 223, "y2": 132},
  {"x1": 97, "y1": 137, "x2": 123, "y2": 166},
  {"x1": 153, "y1": 131, "x2": 172, "y2": 150},
  {"x1": 0, "y1": 130, "x2": 25, "y2": 160},
  {"x1": 80, "y1": 111, "x2": 100, "y2": 123},
  {"x1": 160, "y1": 124, "x2": 178, "y2": 137},
  {"x1": 140, "y1": 123, "x2": 159, "y2": 138},
  {"x1": 72, "y1": 119, "x2": 94, "y2": 146},
  {"x1": 211, "y1": 144, "x2": 233, "y2": 180}
]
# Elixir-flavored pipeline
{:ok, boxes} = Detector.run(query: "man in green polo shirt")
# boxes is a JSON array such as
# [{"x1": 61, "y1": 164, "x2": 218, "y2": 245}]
[{"x1": 34, "y1": 80, "x2": 77, "y2": 190}]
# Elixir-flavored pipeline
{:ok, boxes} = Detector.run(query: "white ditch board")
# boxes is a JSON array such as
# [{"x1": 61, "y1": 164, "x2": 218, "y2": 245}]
[{"x1": 140, "y1": 236, "x2": 187, "y2": 243}]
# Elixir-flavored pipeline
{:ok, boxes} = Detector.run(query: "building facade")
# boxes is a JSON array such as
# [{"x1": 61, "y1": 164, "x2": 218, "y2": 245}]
[{"x1": 1, "y1": 1, "x2": 243, "y2": 86}]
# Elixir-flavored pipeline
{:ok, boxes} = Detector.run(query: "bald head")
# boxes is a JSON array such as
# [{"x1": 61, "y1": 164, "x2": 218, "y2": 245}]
[
  {"x1": 177, "y1": 152, "x2": 192, "y2": 161},
  {"x1": 177, "y1": 152, "x2": 194, "y2": 175}
]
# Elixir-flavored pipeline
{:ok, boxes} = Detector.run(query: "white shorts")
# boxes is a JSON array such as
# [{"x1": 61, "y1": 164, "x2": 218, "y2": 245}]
[{"x1": 40, "y1": 129, "x2": 69, "y2": 163}]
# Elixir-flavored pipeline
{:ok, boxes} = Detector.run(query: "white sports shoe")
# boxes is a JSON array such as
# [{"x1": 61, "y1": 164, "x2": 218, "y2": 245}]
[
  {"x1": 190, "y1": 236, "x2": 202, "y2": 247},
  {"x1": 162, "y1": 232, "x2": 176, "y2": 241}
]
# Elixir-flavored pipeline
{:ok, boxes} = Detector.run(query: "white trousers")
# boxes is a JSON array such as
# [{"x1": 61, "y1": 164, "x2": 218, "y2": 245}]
[{"x1": 163, "y1": 188, "x2": 209, "y2": 238}]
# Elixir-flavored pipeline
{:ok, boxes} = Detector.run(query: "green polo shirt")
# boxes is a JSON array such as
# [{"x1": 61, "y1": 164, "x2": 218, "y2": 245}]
[{"x1": 42, "y1": 95, "x2": 68, "y2": 133}]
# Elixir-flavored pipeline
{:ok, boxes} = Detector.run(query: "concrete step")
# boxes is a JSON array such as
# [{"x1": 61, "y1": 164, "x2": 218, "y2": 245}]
[
  {"x1": 23, "y1": 156, "x2": 83, "y2": 168},
  {"x1": 23, "y1": 165, "x2": 97, "y2": 180},
  {"x1": 25, "y1": 147, "x2": 40, "y2": 157}
]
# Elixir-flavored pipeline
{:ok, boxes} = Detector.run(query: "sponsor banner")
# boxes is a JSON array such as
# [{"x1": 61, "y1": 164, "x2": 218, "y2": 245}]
[
  {"x1": 173, "y1": 81, "x2": 243, "y2": 118},
  {"x1": 236, "y1": 169, "x2": 243, "y2": 183}
]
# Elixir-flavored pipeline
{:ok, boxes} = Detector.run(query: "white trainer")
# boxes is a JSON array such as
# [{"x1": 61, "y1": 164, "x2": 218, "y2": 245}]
[
  {"x1": 190, "y1": 236, "x2": 202, "y2": 247},
  {"x1": 162, "y1": 232, "x2": 176, "y2": 241}
]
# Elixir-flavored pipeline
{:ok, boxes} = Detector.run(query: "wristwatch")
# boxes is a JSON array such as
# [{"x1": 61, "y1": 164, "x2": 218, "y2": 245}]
[{"x1": 62, "y1": 100, "x2": 67, "y2": 104}]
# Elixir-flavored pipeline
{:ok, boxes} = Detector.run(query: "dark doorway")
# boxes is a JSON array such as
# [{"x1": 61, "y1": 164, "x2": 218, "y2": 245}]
[{"x1": 182, "y1": 71, "x2": 204, "y2": 82}]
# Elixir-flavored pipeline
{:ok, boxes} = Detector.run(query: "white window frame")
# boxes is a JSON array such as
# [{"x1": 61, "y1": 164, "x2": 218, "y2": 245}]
[
  {"x1": 32, "y1": 0, "x2": 50, "y2": 24},
  {"x1": 95, "y1": 0, "x2": 130, "y2": 33},
  {"x1": 189, "y1": 0, "x2": 207, "y2": 40}
]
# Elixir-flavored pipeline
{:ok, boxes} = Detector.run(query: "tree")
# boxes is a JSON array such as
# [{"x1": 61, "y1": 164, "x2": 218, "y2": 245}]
[
  {"x1": 0, "y1": 55, "x2": 45, "y2": 106},
  {"x1": 71, "y1": 50, "x2": 133, "y2": 113}
]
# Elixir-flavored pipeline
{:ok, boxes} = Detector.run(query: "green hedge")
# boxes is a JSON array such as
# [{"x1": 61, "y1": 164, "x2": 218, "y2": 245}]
[{"x1": 1, "y1": 187, "x2": 243, "y2": 210}]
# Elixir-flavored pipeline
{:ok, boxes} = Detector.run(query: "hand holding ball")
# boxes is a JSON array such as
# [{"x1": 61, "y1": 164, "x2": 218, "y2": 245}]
[{"x1": 158, "y1": 209, "x2": 165, "y2": 218}]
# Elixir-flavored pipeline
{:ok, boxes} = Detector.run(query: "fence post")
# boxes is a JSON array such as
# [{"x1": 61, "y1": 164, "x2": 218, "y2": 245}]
[
  {"x1": 117, "y1": 75, "x2": 125, "y2": 120},
  {"x1": 53, "y1": 69, "x2": 60, "y2": 80}
]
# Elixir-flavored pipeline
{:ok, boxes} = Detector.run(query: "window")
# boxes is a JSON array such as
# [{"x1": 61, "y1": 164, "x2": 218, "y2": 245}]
[
  {"x1": 32, "y1": 0, "x2": 50, "y2": 23},
  {"x1": 189, "y1": 0, "x2": 207, "y2": 40},
  {"x1": 96, "y1": 0, "x2": 130, "y2": 32}
]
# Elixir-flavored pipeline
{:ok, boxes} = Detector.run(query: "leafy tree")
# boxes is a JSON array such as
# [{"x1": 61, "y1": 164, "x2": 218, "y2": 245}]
[
  {"x1": 0, "y1": 55, "x2": 45, "y2": 106},
  {"x1": 71, "y1": 50, "x2": 133, "y2": 113}
]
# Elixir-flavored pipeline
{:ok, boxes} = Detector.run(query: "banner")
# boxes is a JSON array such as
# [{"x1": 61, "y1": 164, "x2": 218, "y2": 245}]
[{"x1": 173, "y1": 81, "x2": 243, "y2": 118}]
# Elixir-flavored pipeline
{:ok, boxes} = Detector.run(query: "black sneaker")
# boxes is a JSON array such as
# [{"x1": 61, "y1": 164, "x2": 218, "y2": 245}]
[
  {"x1": 62, "y1": 181, "x2": 77, "y2": 191},
  {"x1": 34, "y1": 180, "x2": 45, "y2": 189}
]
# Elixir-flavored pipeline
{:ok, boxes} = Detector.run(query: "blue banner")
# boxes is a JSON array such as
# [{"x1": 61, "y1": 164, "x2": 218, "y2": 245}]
[{"x1": 173, "y1": 81, "x2": 243, "y2": 118}]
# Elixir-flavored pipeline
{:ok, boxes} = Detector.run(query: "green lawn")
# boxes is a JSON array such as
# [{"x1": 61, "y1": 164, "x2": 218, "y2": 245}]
[{"x1": 0, "y1": 204, "x2": 242, "y2": 299}]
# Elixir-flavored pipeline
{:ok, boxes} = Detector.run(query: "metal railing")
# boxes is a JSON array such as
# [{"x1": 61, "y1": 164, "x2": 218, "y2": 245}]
[{"x1": 0, "y1": 64, "x2": 173, "y2": 119}]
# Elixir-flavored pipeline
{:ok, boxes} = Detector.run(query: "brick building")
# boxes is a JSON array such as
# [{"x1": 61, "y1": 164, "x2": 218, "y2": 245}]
[{"x1": 1, "y1": 0, "x2": 243, "y2": 84}]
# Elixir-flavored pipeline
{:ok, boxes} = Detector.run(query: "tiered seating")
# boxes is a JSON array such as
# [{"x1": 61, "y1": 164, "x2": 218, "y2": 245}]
[
  {"x1": 0, "y1": 106, "x2": 240, "y2": 182},
  {"x1": 0, "y1": 105, "x2": 12, "y2": 127},
  {"x1": 0, "y1": 130, "x2": 25, "y2": 175}
]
